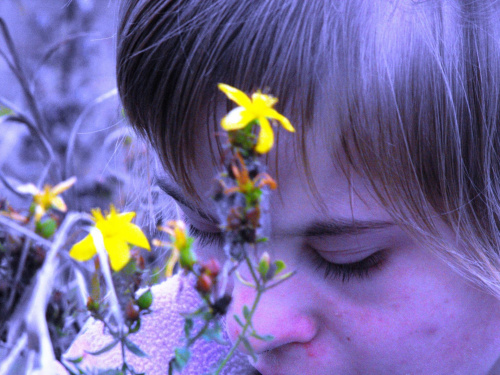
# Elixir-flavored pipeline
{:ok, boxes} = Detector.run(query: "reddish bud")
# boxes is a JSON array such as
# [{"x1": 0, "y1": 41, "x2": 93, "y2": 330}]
[
  {"x1": 246, "y1": 207, "x2": 261, "y2": 228},
  {"x1": 201, "y1": 259, "x2": 220, "y2": 277},
  {"x1": 86, "y1": 297, "x2": 99, "y2": 312},
  {"x1": 125, "y1": 300, "x2": 140, "y2": 321},
  {"x1": 196, "y1": 273, "x2": 213, "y2": 293}
]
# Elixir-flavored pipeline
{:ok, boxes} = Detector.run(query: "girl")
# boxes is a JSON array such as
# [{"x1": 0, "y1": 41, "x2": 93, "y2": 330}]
[{"x1": 66, "y1": 0, "x2": 500, "y2": 373}]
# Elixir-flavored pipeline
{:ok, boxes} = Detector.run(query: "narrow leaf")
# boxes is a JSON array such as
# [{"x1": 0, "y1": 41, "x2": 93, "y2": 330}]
[
  {"x1": 233, "y1": 314, "x2": 245, "y2": 327},
  {"x1": 85, "y1": 339, "x2": 120, "y2": 356},
  {"x1": 243, "y1": 305, "x2": 251, "y2": 321},
  {"x1": 124, "y1": 339, "x2": 149, "y2": 358},
  {"x1": 250, "y1": 331, "x2": 274, "y2": 342},
  {"x1": 241, "y1": 336, "x2": 257, "y2": 362}
]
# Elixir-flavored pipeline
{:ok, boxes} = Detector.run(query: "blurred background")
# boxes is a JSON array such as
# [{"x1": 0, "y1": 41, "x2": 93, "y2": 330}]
[
  {"x1": 0, "y1": 1, "x2": 174, "y2": 368},
  {"x1": 0, "y1": 0, "x2": 149, "y2": 214}
]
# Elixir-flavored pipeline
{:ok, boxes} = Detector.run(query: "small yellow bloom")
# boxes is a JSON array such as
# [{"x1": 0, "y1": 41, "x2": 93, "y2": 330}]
[
  {"x1": 17, "y1": 177, "x2": 77, "y2": 222},
  {"x1": 218, "y1": 83, "x2": 295, "y2": 154},
  {"x1": 158, "y1": 220, "x2": 194, "y2": 277},
  {"x1": 69, "y1": 205, "x2": 150, "y2": 271}
]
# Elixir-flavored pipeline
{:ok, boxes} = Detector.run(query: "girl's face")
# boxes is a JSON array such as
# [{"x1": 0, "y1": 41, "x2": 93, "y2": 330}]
[{"x1": 160, "y1": 128, "x2": 500, "y2": 374}]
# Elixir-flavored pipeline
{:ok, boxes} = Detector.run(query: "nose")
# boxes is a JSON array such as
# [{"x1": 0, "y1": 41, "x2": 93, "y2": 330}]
[{"x1": 226, "y1": 265, "x2": 318, "y2": 356}]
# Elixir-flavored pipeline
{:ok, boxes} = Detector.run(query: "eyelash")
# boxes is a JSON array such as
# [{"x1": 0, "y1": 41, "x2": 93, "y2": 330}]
[
  {"x1": 188, "y1": 225, "x2": 225, "y2": 247},
  {"x1": 312, "y1": 250, "x2": 386, "y2": 283},
  {"x1": 187, "y1": 224, "x2": 387, "y2": 283}
]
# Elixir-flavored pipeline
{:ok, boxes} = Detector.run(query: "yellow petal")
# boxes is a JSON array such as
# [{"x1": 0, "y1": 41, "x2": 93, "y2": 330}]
[
  {"x1": 251, "y1": 92, "x2": 278, "y2": 108},
  {"x1": 51, "y1": 196, "x2": 67, "y2": 212},
  {"x1": 165, "y1": 250, "x2": 180, "y2": 277},
  {"x1": 122, "y1": 223, "x2": 151, "y2": 250},
  {"x1": 17, "y1": 183, "x2": 39, "y2": 196},
  {"x1": 221, "y1": 107, "x2": 256, "y2": 130},
  {"x1": 51, "y1": 176, "x2": 77, "y2": 195},
  {"x1": 69, "y1": 234, "x2": 97, "y2": 262},
  {"x1": 91, "y1": 208, "x2": 104, "y2": 222},
  {"x1": 255, "y1": 117, "x2": 274, "y2": 154},
  {"x1": 218, "y1": 83, "x2": 252, "y2": 108},
  {"x1": 118, "y1": 211, "x2": 136, "y2": 223},
  {"x1": 105, "y1": 237, "x2": 131, "y2": 271},
  {"x1": 264, "y1": 108, "x2": 295, "y2": 133},
  {"x1": 34, "y1": 205, "x2": 45, "y2": 222}
]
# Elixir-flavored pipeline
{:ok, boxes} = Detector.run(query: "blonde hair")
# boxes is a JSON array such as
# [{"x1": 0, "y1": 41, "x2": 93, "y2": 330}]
[{"x1": 117, "y1": 0, "x2": 500, "y2": 296}]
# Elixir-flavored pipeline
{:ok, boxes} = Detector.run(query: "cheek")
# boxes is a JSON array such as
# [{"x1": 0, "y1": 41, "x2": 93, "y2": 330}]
[
  {"x1": 316, "y1": 252, "x2": 494, "y2": 370},
  {"x1": 325, "y1": 263, "x2": 457, "y2": 354}
]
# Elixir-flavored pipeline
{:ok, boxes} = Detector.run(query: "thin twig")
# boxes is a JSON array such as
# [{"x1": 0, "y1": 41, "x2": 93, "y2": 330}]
[
  {"x1": 0, "y1": 169, "x2": 28, "y2": 198},
  {"x1": 6, "y1": 212, "x2": 91, "y2": 373},
  {"x1": 64, "y1": 88, "x2": 118, "y2": 180},
  {"x1": 32, "y1": 32, "x2": 99, "y2": 86},
  {"x1": 0, "y1": 215, "x2": 52, "y2": 248},
  {"x1": 0, "y1": 101, "x2": 56, "y2": 189},
  {"x1": 0, "y1": 18, "x2": 50, "y2": 139},
  {"x1": 0, "y1": 47, "x2": 16, "y2": 74},
  {"x1": 5, "y1": 226, "x2": 33, "y2": 317}
]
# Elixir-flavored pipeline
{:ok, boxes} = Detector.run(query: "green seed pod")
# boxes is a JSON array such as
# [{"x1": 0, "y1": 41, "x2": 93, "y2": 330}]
[
  {"x1": 36, "y1": 218, "x2": 57, "y2": 239},
  {"x1": 137, "y1": 289, "x2": 153, "y2": 310}
]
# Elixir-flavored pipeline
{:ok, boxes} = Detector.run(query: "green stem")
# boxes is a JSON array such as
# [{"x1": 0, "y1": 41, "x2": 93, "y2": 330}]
[
  {"x1": 214, "y1": 255, "x2": 263, "y2": 375},
  {"x1": 187, "y1": 319, "x2": 210, "y2": 346}
]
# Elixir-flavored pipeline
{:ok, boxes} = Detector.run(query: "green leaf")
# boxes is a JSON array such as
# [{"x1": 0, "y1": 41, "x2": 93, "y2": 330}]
[
  {"x1": 174, "y1": 347, "x2": 191, "y2": 370},
  {"x1": 184, "y1": 318, "x2": 193, "y2": 337},
  {"x1": 0, "y1": 106, "x2": 12, "y2": 117},
  {"x1": 233, "y1": 314, "x2": 245, "y2": 327},
  {"x1": 129, "y1": 317, "x2": 141, "y2": 333},
  {"x1": 124, "y1": 339, "x2": 149, "y2": 358},
  {"x1": 241, "y1": 336, "x2": 257, "y2": 362},
  {"x1": 274, "y1": 260, "x2": 286, "y2": 275},
  {"x1": 250, "y1": 331, "x2": 274, "y2": 341},
  {"x1": 85, "y1": 339, "x2": 120, "y2": 356},
  {"x1": 202, "y1": 327, "x2": 226, "y2": 344},
  {"x1": 65, "y1": 356, "x2": 83, "y2": 364},
  {"x1": 243, "y1": 305, "x2": 251, "y2": 321}
]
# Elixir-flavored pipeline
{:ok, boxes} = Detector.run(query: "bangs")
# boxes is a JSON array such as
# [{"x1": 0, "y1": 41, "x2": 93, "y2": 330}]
[
  {"x1": 117, "y1": 0, "x2": 500, "y2": 292},
  {"x1": 117, "y1": 0, "x2": 325, "y2": 196}
]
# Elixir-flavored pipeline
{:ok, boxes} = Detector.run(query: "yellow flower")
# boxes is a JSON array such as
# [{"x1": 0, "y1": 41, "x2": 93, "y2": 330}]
[
  {"x1": 158, "y1": 220, "x2": 194, "y2": 277},
  {"x1": 17, "y1": 177, "x2": 77, "y2": 222},
  {"x1": 69, "y1": 205, "x2": 150, "y2": 271},
  {"x1": 218, "y1": 83, "x2": 295, "y2": 153}
]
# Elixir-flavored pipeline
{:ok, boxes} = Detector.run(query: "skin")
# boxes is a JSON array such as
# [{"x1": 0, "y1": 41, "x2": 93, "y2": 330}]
[{"x1": 158, "y1": 125, "x2": 500, "y2": 375}]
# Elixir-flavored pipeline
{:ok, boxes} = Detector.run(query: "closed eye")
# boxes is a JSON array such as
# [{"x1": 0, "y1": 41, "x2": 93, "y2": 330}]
[
  {"x1": 312, "y1": 249, "x2": 387, "y2": 283},
  {"x1": 188, "y1": 224, "x2": 225, "y2": 247}
]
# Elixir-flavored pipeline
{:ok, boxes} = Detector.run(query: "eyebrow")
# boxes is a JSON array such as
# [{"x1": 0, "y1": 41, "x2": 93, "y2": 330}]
[
  {"x1": 156, "y1": 180, "x2": 219, "y2": 223},
  {"x1": 156, "y1": 178, "x2": 395, "y2": 237},
  {"x1": 294, "y1": 219, "x2": 395, "y2": 238}
]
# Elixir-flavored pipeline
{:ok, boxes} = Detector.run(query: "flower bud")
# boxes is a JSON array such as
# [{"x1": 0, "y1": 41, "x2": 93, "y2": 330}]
[
  {"x1": 86, "y1": 296, "x2": 99, "y2": 312},
  {"x1": 196, "y1": 273, "x2": 213, "y2": 293},
  {"x1": 201, "y1": 259, "x2": 220, "y2": 277},
  {"x1": 258, "y1": 252, "x2": 271, "y2": 280},
  {"x1": 125, "y1": 300, "x2": 140, "y2": 321}
]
